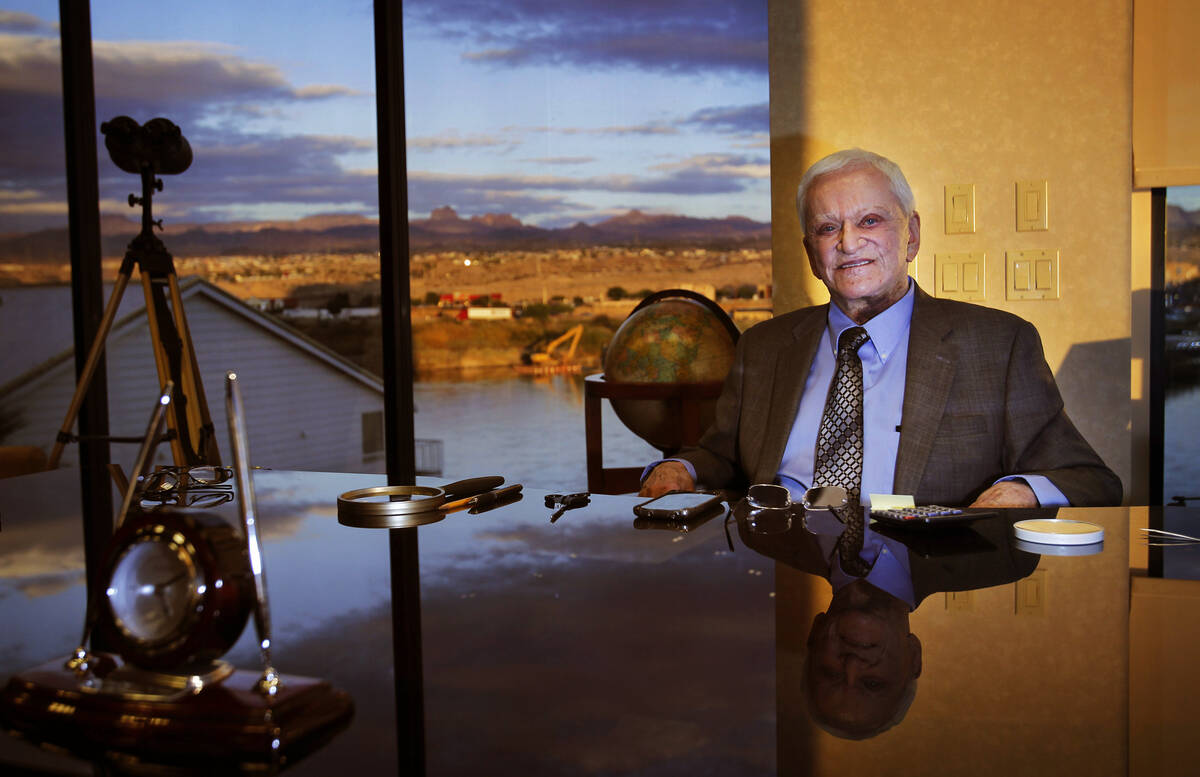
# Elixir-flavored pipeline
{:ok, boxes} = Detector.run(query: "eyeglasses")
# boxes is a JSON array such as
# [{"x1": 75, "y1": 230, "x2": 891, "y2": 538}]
[
  {"x1": 141, "y1": 488, "x2": 234, "y2": 508},
  {"x1": 142, "y1": 465, "x2": 233, "y2": 492},
  {"x1": 139, "y1": 465, "x2": 234, "y2": 507}
]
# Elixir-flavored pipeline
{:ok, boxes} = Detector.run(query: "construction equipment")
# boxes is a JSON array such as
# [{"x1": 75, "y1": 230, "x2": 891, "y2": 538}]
[
  {"x1": 518, "y1": 324, "x2": 584, "y2": 375},
  {"x1": 527, "y1": 325, "x2": 582, "y2": 364}
]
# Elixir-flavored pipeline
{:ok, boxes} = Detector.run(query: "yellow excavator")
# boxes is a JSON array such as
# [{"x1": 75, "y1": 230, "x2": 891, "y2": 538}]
[{"x1": 521, "y1": 324, "x2": 583, "y2": 369}]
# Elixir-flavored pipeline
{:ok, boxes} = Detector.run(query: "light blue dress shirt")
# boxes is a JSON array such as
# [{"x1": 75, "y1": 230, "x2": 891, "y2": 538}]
[
  {"x1": 810, "y1": 513, "x2": 917, "y2": 610},
  {"x1": 656, "y1": 280, "x2": 1068, "y2": 506},
  {"x1": 776, "y1": 282, "x2": 914, "y2": 503}
]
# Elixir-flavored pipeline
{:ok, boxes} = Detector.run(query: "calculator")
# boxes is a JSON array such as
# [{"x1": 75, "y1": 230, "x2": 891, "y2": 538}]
[{"x1": 870, "y1": 505, "x2": 996, "y2": 528}]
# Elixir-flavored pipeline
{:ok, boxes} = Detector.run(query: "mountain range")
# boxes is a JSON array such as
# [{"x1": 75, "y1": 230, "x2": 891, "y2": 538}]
[{"x1": 0, "y1": 207, "x2": 772, "y2": 265}]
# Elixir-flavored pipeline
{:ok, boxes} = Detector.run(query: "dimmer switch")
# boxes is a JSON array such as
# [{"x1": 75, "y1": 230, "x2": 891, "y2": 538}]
[
  {"x1": 1016, "y1": 179, "x2": 1049, "y2": 231},
  {"x1": 945, "y1": 184, "x2": 976, "y2": 234}
]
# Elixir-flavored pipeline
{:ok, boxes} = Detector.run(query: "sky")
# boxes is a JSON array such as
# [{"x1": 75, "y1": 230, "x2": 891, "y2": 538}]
[{"x1": 0, "y1": 0, "x2": 770, "y2": 232}]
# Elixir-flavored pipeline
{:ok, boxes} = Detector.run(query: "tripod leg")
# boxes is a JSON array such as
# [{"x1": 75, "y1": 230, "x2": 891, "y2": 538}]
[
  {"x1": 47, "y1": 268, "x2": 134, "y2": 469},
  {"x1": 141, "y1": 271, "x2": 221, "y2": 466},
  {"x1": 166, "y1": 273, "x2": 220, "y2": 464}
]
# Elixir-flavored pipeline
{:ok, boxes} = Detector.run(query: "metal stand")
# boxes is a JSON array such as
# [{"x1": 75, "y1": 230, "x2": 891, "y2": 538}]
[{"x1": 48, "y1": 117, "x2": 219, "y2": 470}]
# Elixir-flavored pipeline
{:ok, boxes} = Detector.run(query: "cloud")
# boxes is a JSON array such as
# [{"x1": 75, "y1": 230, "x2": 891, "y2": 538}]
[
  {"x1": 405, "y1": 0, "x2": 767, "y2": 76},
  {"x1": 96, "y1": 132, "x2": 380, "y2": 220},
  {"x1": 650, "y1": 152, "x2": 770, "y2": 179},
  {"x1": 408, "y1": 132, "x2": 514, "y2": 151},
  {"x1": 0, "y1": 21, "x2": 378, "y2": 230},
  {"x1": 407, "y1": 173, "x2": 582, "y2": 219},
  {"x1": 561, "y1": 123, "x2": 679, "y2": 137},
  {"x1": 405, "y1": 150, "x2": 765, "y2": 219},
  {"x1": 0, "y1": 33, "x2": 64, "y2": 95},
  {"x1": 0, "y1": 10, "x2": 55, "y2": 34},
  {"x1": 293, "y1": 84, "x2": 367, "y2": 99},
  {"x1": 682, "y1": 103, "x2": 768, "y2": 135},
  {"x1": 507, "y1": 123, "x2": 678, "y2": 138},
  {"x1": 0, "y1": 9, "x2": 766, "y2": 232},
  {"x1": 522, "y1": 156, "x2": 596, "y2": 165}
]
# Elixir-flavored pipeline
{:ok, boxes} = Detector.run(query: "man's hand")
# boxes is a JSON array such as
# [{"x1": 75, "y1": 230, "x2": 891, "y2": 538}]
[
  {"x1": 638, "y1": 461, "x2": 695, "y2": 497},
  {"x1": 968, "y1": 480, "x2": 1039, "y2": 508}
]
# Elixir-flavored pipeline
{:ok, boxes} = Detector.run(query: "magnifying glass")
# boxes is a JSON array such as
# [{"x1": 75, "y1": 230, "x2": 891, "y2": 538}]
[{"x1": 337, "y1": 476, "x2": 504, "y2": 528}]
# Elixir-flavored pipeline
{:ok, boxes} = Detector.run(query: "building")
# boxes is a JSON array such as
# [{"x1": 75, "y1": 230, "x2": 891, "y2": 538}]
[{"x1": 0, "y1": 279, "x2": 387, "y2": 475}]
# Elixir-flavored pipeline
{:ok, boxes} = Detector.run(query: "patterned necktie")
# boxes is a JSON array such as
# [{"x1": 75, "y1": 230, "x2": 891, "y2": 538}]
[
  {"x1": 834, "y1": 509, "x2": 872, "y2": 577},
  {"x1": 812, "y1": 326, "x2": 870, "y2": 505}
]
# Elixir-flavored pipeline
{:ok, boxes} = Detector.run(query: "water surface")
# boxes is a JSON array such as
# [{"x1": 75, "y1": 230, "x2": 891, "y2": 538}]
[{"x1": 414, "y1": 373, "x2": 662, "y2": 490}]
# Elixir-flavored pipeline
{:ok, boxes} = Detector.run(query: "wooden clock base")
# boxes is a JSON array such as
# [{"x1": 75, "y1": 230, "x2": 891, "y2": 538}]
[{"x1": 0, "y1": 657, "x2": 354, "y2": 774}]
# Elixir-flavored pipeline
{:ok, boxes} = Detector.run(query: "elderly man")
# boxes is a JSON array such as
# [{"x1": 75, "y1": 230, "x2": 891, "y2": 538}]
[{"x1": 641, "y1": 148, "x2": 1121, "y2": 507}]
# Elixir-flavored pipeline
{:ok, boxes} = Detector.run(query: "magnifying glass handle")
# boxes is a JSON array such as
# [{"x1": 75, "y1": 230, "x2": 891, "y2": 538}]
[{"x1": 441, "y1": 476, "x2": 504, "y2": 499}]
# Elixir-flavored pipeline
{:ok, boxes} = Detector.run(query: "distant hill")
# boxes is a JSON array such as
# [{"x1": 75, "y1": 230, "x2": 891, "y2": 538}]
[
  {"x1": 1168, "y1": 204, "x2": 1200, "y2": 237},
  {"x1": 0, "y1": 207, "x2": 771, "y2": 264}
]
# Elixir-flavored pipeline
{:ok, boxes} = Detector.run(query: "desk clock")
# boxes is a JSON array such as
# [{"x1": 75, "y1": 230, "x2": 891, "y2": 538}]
[{"x1": 0, "y1": 375, "x2": 353, "y2": 772}]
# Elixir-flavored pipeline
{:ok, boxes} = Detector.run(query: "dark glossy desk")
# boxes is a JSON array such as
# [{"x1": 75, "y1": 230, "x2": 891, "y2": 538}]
[{"x1": 0, "y1": 468, "x2": 1196, "y2": 776}]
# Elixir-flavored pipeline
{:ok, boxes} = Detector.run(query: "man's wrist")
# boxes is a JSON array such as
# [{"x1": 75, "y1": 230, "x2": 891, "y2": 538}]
[
  {"x1": 996, "y1": 474, "x2": 1067, "y2": 507},
  {"x1": 641, "y1": 458, "x2": 697, "y2": 484}
]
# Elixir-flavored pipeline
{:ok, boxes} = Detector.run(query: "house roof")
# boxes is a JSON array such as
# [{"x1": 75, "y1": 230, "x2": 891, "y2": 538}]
[{"x1": 0, "y1": 278, "x2": 383, "y2": 398}]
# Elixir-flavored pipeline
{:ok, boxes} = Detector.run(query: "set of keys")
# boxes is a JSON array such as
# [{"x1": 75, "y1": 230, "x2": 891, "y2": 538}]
[{"x1": 544, "y1": 492, "x2": 590, "y2": 522}]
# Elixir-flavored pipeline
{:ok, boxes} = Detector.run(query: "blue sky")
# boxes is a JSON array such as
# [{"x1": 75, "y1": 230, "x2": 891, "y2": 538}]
[{"x1": 0, "y1": 1, "x2": 769, "y2": 231}]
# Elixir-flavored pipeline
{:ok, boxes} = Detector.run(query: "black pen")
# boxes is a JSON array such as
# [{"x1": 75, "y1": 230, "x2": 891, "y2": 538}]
[{"x1": 442, "y1": 484, "x2": 523, "y2": 513}]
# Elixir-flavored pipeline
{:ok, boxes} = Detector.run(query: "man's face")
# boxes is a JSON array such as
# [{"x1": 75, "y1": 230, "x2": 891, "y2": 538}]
[
  {"x1": 802, "y1": 164, "x2": 920, "y2": 323},
  {"x1": 806, "y1": 580, "x2": 921, "y2": 735}
]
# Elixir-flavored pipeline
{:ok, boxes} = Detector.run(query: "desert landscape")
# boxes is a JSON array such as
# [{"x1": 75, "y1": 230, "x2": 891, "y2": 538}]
[{"x1": 0, "y1": 208, "x2": 773, "y2": 374}]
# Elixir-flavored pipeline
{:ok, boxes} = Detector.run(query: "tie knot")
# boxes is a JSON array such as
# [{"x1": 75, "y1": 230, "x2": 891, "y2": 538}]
[{"x1": 838, "y1": 326, "x2": 869, "y2": 355}]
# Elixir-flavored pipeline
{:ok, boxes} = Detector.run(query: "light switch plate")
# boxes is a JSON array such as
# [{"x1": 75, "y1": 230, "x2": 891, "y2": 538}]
[
  {"x1": 1015, "y1": 570, "x2": 1047, "y2": 616},
  {"x1": 944, "y1": 184, "x2": 976, "y2": 234},
  {"x1": 934, "y1": 252, "x2": 986, "y2": 301},
  {"x1": 1006, "y1": 249, "x2": 1059, "y2": 300},
  {"x1": 1016, "y1": 179, "x2": 1049, "y2": 231}
]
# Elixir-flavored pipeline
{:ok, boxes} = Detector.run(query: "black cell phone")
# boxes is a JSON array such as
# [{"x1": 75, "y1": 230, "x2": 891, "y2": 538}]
[{"x1": 633, "y1": 491, "x2": 725, "y2": 520}]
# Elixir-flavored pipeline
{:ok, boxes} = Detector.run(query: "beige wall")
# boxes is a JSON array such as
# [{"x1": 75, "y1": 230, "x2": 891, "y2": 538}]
[{"x1": 769, "y1": 0, "x2": 1133, "y2": 497}]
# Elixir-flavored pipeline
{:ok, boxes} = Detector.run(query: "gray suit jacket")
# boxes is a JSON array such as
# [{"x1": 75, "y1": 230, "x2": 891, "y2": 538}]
[{"x1": 680, "y1": 286, "x2": 1122, "y2": 506}]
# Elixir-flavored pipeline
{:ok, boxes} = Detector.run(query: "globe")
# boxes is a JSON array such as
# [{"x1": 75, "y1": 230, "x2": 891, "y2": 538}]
[{"x1": 602, "y1": 294, "x2": 739, "y2": 451}]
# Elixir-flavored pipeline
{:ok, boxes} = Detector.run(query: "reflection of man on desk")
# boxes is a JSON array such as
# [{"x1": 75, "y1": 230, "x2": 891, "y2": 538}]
[
  {"x1": 737, "y1": 508, "x2": 1041, "y2": 738},
  {"x1": 641, "y1": 149, "x2": 1121, "y2": 508}
]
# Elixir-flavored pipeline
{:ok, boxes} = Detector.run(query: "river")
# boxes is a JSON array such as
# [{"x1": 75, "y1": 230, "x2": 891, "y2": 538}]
[
  {"x1": 414, "y1": 372, "x2": 661, "y2": 491},
  {"x1": 1165, "y1": 383, "x2": 1200, "y2": 502}
]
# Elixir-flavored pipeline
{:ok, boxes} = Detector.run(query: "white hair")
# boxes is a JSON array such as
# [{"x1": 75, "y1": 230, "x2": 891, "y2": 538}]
[{"x1": 795, "y1": 148, "x2": 916, "y2": 227}]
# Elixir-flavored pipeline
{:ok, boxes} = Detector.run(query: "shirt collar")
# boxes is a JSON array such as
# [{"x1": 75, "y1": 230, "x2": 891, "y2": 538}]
[{"x1": 825, "y1": 278, "x2": 916, "y2": 363}]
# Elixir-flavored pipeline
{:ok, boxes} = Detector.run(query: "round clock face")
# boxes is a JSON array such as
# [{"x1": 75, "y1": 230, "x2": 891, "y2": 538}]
[
  {"x1": 98, "y1": 508, "x2": 254, "y2": 670},
  {"x1": 107, "y1": 536, "x2": 203, "y2": 644}
]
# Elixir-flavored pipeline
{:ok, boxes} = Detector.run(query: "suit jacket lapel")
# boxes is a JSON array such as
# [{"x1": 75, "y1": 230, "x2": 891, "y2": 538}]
[
  {"x1": 752, "y1": 305, "x2": 825, "y2": 484},
  {"x1": 894, "y1": 290, "x2": 956, "y2": 495}
]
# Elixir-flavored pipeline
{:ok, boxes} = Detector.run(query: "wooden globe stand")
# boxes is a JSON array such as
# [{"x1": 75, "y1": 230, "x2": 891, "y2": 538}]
[{"x1": 584, "y1": 373, "x2": 725, "y2": 494}]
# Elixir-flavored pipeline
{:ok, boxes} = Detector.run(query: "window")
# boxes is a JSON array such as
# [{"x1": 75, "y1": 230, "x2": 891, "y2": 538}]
[
  {"x1": 1162, "y1": 185, "x2": 1200, "y2": 503},
  {"x1": 362, "y1": 409, "x2": 383, "y2": 457},
  {"x1": 402, "y1": 0, "x2": 770, "y2": 488},
  {"x1": 2, "y1": 3, "x2": 388, "y2": 473}
]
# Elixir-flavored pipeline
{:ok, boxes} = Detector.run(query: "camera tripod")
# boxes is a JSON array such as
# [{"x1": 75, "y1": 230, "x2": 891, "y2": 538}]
[{"x1": 48, "y1": 117, "x2": 220, "y2": 470}]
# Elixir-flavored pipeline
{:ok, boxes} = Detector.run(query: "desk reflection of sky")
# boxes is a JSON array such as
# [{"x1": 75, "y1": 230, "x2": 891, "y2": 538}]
[
  {"x1": 1, "y1": 472, "x2": 737, "y2": 668},
  {"x1": 2, "y1": 469, "x2": 777, "y2": 775}
]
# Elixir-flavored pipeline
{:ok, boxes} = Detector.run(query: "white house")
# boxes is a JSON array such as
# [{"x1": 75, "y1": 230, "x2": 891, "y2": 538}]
[{"x1": 1, "y1": 279, "x2": 390, "y2": 476}]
